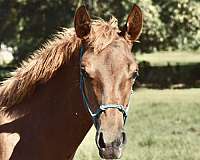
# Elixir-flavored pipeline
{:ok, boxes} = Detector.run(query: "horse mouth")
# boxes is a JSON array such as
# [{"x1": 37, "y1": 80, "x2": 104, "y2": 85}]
[
  {"x1": 96, "y1": 131, "x2": 126, "y2": 159},
  {"x1": 98, "y1": 146, "x2": 123, "y2": 159}
]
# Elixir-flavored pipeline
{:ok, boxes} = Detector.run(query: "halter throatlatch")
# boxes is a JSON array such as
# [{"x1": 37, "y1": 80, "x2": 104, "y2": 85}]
[{"x1": 80, "y1": 46, "x2": 130, "y2": 128}]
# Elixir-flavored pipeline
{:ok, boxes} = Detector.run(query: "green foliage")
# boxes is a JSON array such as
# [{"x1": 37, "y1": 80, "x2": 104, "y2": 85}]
[
  {"x1": 137, "y1": 0, "x2": 166, "y2": 52},
  {"x1": 129, "y1": 0, "x2": 167, "y2": 52},
  {"x1": 96, "y1": 0, "x2": 167, "y2": 52},
  {"x1": 0, "y1": 0, "x2": 77, "y2": 63},
  {"x1": 85, "y1": 0, "x2": 127, "y2": 23},
  {"x1": 153, "y1": 0, "x2": 200, "y2": 51},
  {"x1": 0, "y1": 0, "x2": 200, "y2": 64},
  {"x1": 0, "y1": 65, "x2": 14, "y2": 81}
]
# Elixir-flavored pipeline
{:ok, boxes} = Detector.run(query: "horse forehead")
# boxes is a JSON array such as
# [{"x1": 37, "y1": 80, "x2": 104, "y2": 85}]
[
  {"x1": 107, "y1": 41, "x2": 133, "y2": 61},
  {"x1": 93, "y1": 56, "x2": 128, "y2": 78},
  {"x1": 84, "y1": 40, "x2": 134, "y2": 69},
  {"x1": 102, "y1": 50, "x2": 132, "y2": 68}
]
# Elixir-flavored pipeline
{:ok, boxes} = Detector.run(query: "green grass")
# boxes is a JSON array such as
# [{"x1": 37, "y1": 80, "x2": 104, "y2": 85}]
[
  {"x1": 136, "y1": 51, "x2": 200, "y2": 66},
  {"x1": 74, "y1": 88, "x2": 200, "y2": 160}
]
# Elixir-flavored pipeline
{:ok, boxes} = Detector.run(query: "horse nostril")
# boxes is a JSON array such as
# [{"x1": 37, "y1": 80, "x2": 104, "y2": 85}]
[
  {"x1": 98, "y1": 132, "x2": 106, "y2": 149},
  {"x1": 121, "y1": 132, "x2": 127, "y2": 145},
  {"x1": 114, "y1": 132, "x2": 126, "y2": 147}
]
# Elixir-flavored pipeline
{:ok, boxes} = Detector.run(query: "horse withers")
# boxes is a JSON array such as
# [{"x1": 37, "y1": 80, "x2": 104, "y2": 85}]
[{"x1": 0, "y1": 4, "x2": 142, "y2": 160}]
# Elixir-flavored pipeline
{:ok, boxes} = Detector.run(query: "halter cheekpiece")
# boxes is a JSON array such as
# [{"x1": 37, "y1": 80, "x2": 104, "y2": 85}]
[{"x1": 79, "y1": 46, "x2": 130, "y2": 128}]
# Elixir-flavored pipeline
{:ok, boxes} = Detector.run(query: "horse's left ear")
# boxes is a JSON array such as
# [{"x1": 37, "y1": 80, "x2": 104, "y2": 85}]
[
  {"x1": 121, "y1": 4, "x2": 143, "y2": 42},
  {"x1": 74, "y1": 5, "x2": 91, "y2": 39}
]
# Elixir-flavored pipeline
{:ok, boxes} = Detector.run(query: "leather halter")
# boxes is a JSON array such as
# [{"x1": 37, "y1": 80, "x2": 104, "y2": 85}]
[{"x1": 79, "y1": 46, "x2": 130, "y2": 128}]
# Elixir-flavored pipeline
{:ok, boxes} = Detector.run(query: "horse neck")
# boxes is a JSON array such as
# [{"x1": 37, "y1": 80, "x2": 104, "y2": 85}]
[{"x1": 1, "y1": 51, "x2": 93, "y2": 160}]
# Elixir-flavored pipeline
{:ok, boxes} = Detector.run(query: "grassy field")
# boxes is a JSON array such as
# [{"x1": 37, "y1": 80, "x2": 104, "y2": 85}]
[
  {"x1": 136, "y1": 51, "x2": 200, "y2": 66},
  {"x1": 74, "y1": 88, "x2": 200, "y2": 160}
]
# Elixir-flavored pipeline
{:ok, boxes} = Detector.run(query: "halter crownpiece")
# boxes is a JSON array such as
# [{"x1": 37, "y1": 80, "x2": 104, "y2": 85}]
[{"x1": 79, "y1": 46, "x2": 131, "y2": 128}]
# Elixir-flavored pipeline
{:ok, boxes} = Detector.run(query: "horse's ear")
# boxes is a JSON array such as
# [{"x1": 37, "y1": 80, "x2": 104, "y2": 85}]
[
  {"x1": 121, "y1": 4, "x2": 143, "y2": 42},
  {"x1": 74, "y1": 5, "x2": 91, "y2": 39}
]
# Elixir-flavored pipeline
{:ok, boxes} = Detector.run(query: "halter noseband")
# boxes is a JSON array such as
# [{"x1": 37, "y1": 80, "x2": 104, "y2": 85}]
[{"x1": 80, "y1": 46, "x2": 130, "y2": 127}]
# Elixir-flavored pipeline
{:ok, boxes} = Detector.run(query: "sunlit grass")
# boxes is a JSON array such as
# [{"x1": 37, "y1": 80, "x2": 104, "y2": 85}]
[
  {"x1": 136, "y1": 51, "x2": 200, "y2": 66},
  {"x1": 74, "y1": 88, "x2": 200, "y2": 160}
]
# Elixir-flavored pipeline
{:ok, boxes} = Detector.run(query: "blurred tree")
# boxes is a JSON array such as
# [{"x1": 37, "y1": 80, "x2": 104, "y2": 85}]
[
  {"x1": 153, "y1": 0, "x2": 200, "y2": 51},
  {"x1": 122, "y1": 0, "x2": 167, "y2": 52},
  {"x1": 0, "y1": 0, "x2": 133, "y2": 64},
  {"x1": 62, "y1": 0, "x2": 167, "y2": 53},
  {"x1": 0, "y1": 0, "x2": 199, "y2": 65},
  {"x1": 0, "y1": 0, "x2": 77, "y2": 63}
]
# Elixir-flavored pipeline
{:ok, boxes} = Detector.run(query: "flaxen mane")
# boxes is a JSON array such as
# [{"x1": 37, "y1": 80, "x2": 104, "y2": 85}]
[{"x1": 0, "y1": 17, "x2": 120, "y2": 111}]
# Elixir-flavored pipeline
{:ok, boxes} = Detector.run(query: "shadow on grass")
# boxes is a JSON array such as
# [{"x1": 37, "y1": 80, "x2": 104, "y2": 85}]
[
  {"x1": 0, "y1": 62, "x2": 200, "y2": 89},
  {"x1": 138, "y1": 61, "x2": 200, "y2": 89}
]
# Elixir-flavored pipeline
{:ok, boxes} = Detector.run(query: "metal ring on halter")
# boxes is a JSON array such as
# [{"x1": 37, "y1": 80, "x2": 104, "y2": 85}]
[{"x1": 79, "y1": 46, "x2": 130, "y2": 127}]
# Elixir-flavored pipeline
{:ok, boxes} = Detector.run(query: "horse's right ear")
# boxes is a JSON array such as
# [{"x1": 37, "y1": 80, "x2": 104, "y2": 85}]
[{"x1": 74, "y1": 5, "x2": 91, "y2": 39}]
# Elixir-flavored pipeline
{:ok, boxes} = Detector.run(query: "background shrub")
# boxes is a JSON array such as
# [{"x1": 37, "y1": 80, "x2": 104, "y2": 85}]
[
  {"x1": 0, "y1": 0, "x2": 199, "y2": 64},
  {"x1": 153, "y1": 0, "x2": 200, "y2": 51}
]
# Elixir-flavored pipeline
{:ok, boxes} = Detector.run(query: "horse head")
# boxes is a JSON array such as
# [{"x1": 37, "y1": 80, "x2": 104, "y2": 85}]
[{"x1": 75, "y1": 5, "x2": 143, "y2": 159}]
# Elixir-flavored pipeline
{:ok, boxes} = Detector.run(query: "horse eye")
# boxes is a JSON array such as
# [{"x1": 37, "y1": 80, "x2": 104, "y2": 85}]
[
  {"x1": 81, "y1": 69, "x2": 89, "y2": 78},
  {"x1": 132, "y1": 71, "x2": 139, "y2": 81},
  {"x1": 131, "y1": 71, "x2": 139, "y2": 90}
]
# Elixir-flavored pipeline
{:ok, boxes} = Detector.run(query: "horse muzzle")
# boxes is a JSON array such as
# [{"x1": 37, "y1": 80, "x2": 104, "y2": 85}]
[
  {"x1": 96, "y1": 129, "x2": 127, "y2": 159},
  {"x1": 91, "y1": 106, "x2": 127, "y2": 159}
]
